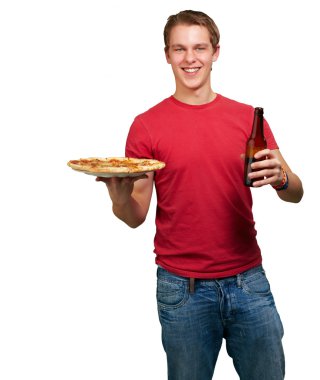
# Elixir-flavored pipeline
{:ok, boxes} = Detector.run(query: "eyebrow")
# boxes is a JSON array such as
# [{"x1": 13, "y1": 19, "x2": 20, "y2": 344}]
[{"x1": 171, "y1": 43, "x2": 210, "y2": 48}]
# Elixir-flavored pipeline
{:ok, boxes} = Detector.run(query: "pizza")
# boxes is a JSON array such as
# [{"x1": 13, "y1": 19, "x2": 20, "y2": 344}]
[{"x1": 67, "y1": 157, "x2": 166, "y2": 177}]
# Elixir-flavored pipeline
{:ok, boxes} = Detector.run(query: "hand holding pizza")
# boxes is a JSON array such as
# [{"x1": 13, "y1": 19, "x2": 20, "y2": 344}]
[
  {"x1": 67, "y1": 157, "x2": 164, "y2": 226},
  {"x1": 96, "y1": 175, "x2": 148, "y2": 207}
]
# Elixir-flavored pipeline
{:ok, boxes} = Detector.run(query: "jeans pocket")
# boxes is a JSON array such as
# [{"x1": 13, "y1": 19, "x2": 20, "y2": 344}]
[
  {"x1": 241, "y1": 270, "x2": 271, "y2": 296},
  {"x1": 156, "y1": 278, "x2": 188, "y2": 310}
]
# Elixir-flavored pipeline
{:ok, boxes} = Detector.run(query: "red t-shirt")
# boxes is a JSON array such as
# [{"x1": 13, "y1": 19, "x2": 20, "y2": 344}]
[{"x1": 125, "y1": 94, "x2": 278, "y2": 278}]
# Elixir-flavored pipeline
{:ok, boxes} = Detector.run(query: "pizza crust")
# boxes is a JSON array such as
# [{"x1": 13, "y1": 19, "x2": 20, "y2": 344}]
[{"x1": 67, "y1": 157, "x2": 166, "y2": 175}]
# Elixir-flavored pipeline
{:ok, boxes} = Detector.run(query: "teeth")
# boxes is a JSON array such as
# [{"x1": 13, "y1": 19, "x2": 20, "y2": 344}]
[{"x1": 183, "y1": 68, "x2": 200, "y2": 73}]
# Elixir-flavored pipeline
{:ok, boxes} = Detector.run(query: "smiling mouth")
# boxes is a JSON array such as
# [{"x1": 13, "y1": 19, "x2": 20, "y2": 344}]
[{"x1": 182, "y1": 67, "x2": 201, "y2": 73}]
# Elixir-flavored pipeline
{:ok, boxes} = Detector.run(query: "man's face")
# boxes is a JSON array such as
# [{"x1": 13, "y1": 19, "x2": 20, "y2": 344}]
[{"x1": 165, "y1": 24, "x2": 219, "y2": 93}]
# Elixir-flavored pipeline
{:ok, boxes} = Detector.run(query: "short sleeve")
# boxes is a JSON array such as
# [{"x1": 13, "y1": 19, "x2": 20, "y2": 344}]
[
  {"x1": 264, "y1": 118, "x2": 279, "y2": 150},
  {"x1": 125, "y1": 116, "x2": 154, "y2": 159}
]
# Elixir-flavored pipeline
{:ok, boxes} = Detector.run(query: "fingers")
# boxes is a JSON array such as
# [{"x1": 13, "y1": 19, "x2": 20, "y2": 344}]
[
  {"x1": 249, "y1": 158, "x2": 282, "y2": 187},
  {"x1": 244, "y1": 149, "x2": 284, "y2": 188},
  {"x1": 131, "y1": 174, "x2": 148, "y2": 182},
  {"x1": 249, "y1": 170, "x2": 280, "y2": 186},
  {"x1": 95, "y1": 174, "x2": 147, "y2": 183},
  {"x1": 95, "y1": 176, "x2": 109, "y2": 183},
  {"x1": 95, "y1": 175, "x2": 148, "y2": 195},
  {"x1": 251, "y1": 174, "x2": 283, "y2": 188},
  {"x1": 251, "y1": 158, "x2": 281, "y2": 171},
  {"x1": 242, "y1": 149, "x2": 278, "y2": 163},
  {"x1": 254, "y1": 149, "x2": 270, "y2": 160},
  {"x1": 251, "y1": 178, "x2": 275, "y2": 187}
]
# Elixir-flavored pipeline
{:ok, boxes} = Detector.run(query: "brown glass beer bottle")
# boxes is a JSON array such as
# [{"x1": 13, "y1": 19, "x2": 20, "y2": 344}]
[{"x1": 244, "y1": 107, "x2": 267, "y2": 187}]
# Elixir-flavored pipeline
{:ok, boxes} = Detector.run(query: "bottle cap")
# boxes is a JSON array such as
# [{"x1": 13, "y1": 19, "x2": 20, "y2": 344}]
[{"x1": 254, "y1": 107, "x2": 264, "y2": 115}]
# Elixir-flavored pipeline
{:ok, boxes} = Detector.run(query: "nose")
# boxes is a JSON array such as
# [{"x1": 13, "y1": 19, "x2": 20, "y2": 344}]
[{"x1": 184, "y1": 48, "x2": 196, "y2": 64}]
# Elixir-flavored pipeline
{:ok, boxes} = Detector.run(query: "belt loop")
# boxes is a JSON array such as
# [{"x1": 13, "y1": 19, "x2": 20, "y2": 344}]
[
  {"x1": 189, "y1": 278, "x2": 195, "y2": 294},
  {"x1": 236, "y1": 274, "x2": 242, "y2": 288}
]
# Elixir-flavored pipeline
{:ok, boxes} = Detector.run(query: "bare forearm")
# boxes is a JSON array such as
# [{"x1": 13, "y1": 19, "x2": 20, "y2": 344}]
[
  {"x1": 96, "y1": 173, "x2": 153, "y2": 228},
  {"x1": 112, "y1": 197, "x2": 147, "y2": 228},
  {"x1": 275, "y1": 171, "x2": 304, "y2": 203}
]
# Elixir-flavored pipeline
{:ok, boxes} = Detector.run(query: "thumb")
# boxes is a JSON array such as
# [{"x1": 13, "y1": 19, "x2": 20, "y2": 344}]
[{"x1": 132, "y1": 174, "x2": 148, "y2": 182}]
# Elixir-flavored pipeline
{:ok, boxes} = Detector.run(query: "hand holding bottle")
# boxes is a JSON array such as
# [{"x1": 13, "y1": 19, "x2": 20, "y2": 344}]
[{"x1": 247, "y1": 149, "x2": 283, "y2": 187}]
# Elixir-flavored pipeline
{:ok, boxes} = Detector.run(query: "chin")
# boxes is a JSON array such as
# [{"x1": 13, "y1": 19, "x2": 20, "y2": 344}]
[{"x1": 182, "y1": 81, "x2": 205, "y2": 91}]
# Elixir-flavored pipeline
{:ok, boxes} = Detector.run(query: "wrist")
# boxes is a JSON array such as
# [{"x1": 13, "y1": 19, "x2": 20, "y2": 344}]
[
  {"x1": 272, "y1": 167, "x2": 289, "y2": 191},
  {"x1": 112, "y1": 198, "x2": 131, "y2": 209}
]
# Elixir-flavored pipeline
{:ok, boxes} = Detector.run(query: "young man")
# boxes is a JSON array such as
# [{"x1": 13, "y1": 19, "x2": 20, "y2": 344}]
[{"x1": 97, "y1": 10, "x2": 303, "y2": 380}]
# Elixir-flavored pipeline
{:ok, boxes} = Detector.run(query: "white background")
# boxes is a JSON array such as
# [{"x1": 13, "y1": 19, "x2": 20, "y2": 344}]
[{"x1": 0, "y1": 0, "x2": 319, "y2": 379}]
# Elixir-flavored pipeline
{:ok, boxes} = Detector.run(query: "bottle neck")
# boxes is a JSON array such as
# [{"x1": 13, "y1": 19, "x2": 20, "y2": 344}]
[{"x1": 251, "y1": 112, "x2": 264, "y2": 138}]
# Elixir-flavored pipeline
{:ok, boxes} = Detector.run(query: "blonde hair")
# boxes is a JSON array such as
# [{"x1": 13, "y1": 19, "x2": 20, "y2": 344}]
[{"x1": 164, "y1": 10, "x2": 220, "y2": 52}]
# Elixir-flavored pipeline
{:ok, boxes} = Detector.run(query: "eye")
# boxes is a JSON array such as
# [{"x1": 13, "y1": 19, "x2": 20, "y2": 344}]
[
  {"x1": 174, "y1": 48, "x2": 184, "y2": 52},
  {"x1": 196, "y1": 47, "x2": 205, "y2": 51}
]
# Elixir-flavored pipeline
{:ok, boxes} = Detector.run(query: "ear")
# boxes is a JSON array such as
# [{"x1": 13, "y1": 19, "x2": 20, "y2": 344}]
[
  {"x1": 212, "y1": 45, "x2": 220, "y2": 62},
  {"x1": 164, "y1": 47, "x2": 171, "y2": 64}
]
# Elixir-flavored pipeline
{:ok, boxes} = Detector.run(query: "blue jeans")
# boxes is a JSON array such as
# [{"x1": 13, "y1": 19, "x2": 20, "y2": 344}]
[{"x1": 156, "y1": 265, "x2": 285, "y2": 380}]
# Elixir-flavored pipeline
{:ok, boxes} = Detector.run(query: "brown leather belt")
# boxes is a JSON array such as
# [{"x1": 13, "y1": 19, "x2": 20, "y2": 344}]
[{"x1": 189, "y1": 278, "x2": 195, "y2": 294}]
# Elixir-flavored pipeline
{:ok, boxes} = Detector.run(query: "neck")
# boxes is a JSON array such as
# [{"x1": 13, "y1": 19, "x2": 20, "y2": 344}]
[{"x1": 173, "y1": 87, "x2": 216, "y2": 105}]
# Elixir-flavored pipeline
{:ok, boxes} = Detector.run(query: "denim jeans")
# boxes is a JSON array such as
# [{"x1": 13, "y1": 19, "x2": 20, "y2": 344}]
[{"x1": 156, "y1": 265, "x2": 285, "y2": 380}]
